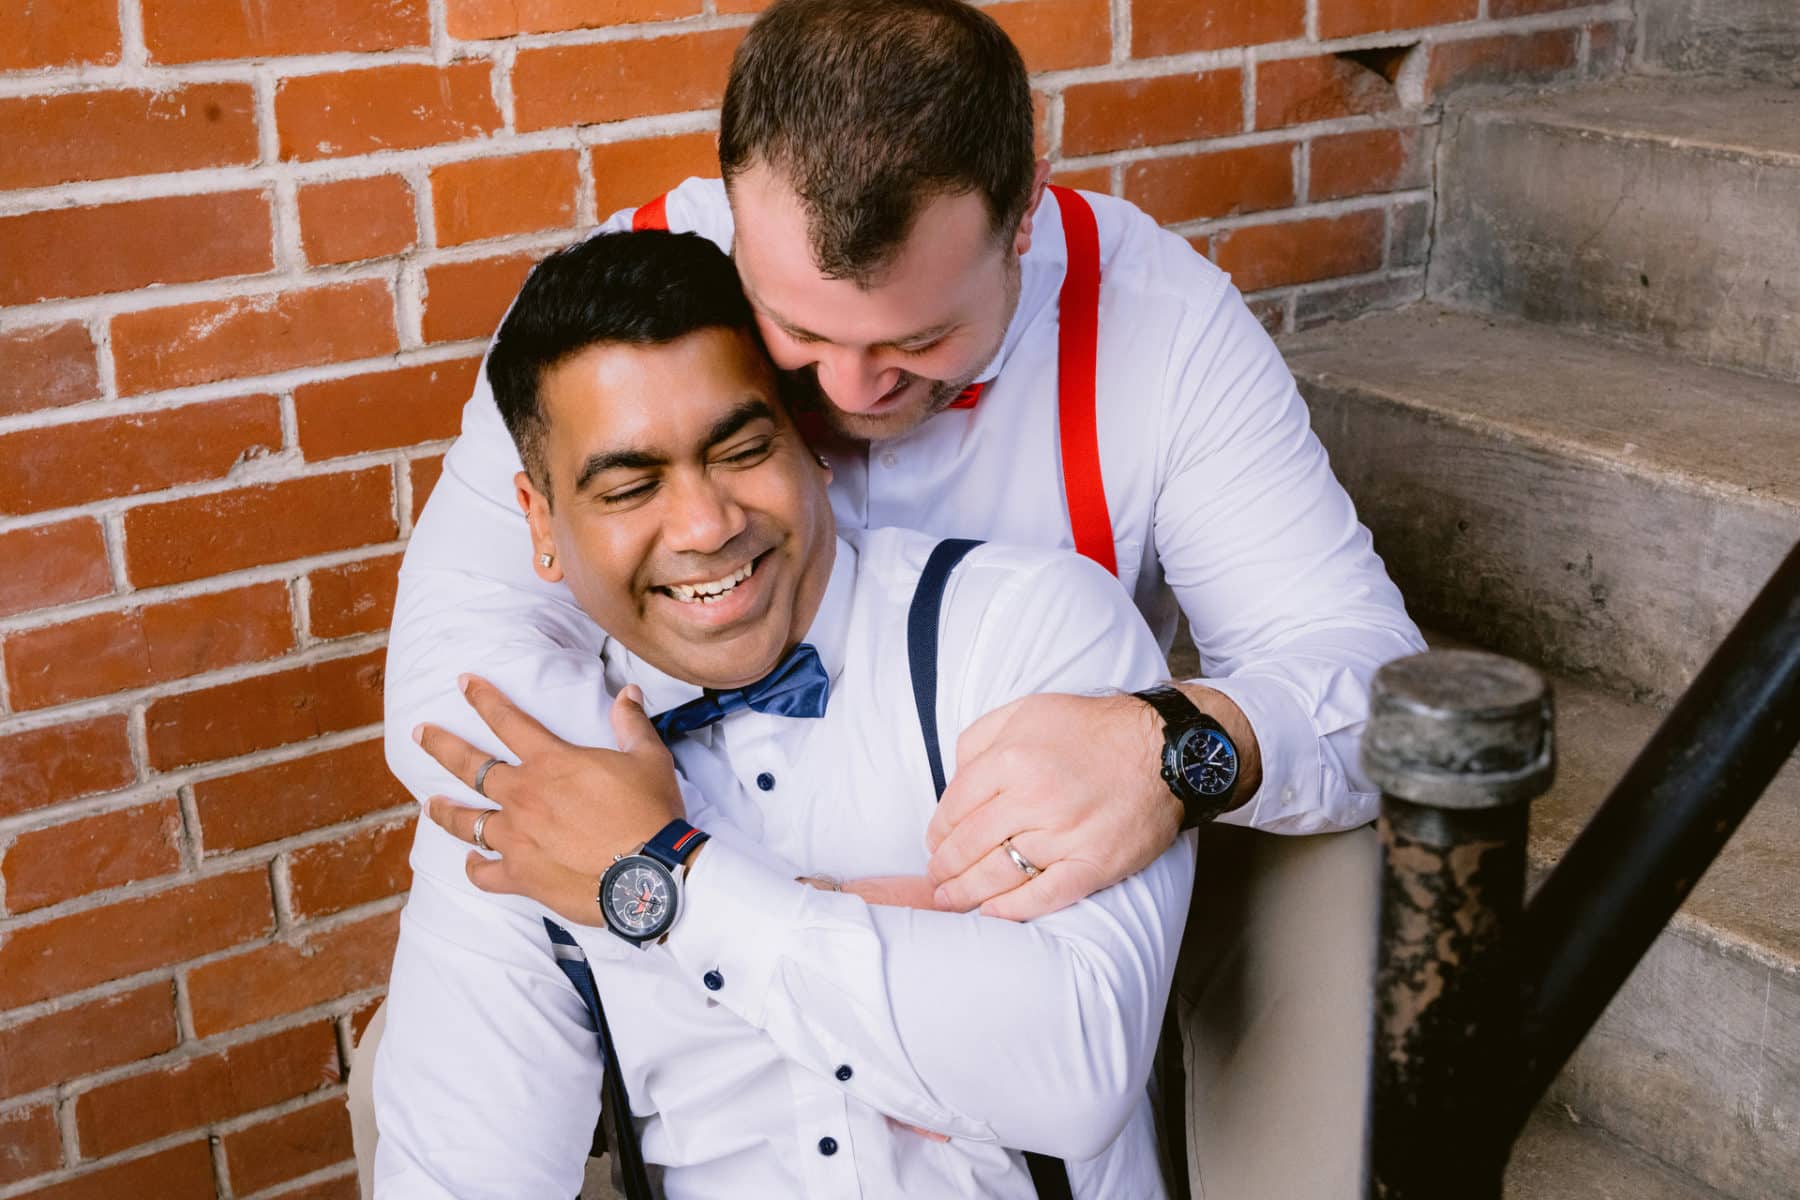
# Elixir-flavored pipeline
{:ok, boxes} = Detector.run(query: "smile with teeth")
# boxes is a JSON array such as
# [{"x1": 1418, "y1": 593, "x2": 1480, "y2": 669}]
[{"x1": 663, "y1": 557, "x2": 758, "y2": 604}]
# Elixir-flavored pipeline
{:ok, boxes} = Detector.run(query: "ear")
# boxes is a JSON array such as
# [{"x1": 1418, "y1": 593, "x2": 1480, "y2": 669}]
[
  {"x1": 515, "y1": 470, "x2": 564, "y2": 583},
  {"x1": 1012, "y1": 159, "x2": 1055, "y2": 257}
]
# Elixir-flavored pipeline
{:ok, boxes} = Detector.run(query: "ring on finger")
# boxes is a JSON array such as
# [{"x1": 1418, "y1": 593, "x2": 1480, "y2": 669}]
[
  {"x1": 473, "y1": 756, "x2": 504, "y2": 798},
  {"x1": 1002, "y1": 837, "x2": 1041, "y2": 879},
  {"x1": 472, "y1": 809, "x2": 496, "y2": 853}
]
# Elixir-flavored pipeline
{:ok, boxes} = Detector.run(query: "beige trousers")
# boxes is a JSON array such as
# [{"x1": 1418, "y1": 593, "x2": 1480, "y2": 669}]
[{"x1": 347, "y1": 824, "x2": 1377, "y2": 1199}]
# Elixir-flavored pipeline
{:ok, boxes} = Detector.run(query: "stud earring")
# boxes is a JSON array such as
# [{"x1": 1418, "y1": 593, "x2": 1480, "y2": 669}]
[
  {"x1": 538, "y1": 553, "x2": 555, "y2": 569},
  {"x1": 815, "y1": 454, "x2": 830, "y2": 469}
]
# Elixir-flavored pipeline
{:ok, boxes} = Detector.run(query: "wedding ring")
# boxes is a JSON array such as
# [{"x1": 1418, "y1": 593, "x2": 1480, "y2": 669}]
[
  {"x1": 1002, "y1": 838, "x2": 1041, "y2": 879},
  {"x1": 473, "y1": 756, "x2": 503, "y2": 798},
  {"x1": 471, "y1": 808, "x2": 495, "y2": 853}
]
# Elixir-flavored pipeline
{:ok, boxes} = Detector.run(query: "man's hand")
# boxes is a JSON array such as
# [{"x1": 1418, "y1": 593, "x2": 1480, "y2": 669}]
[
  {"x1": 416, "y1": 677, "x2": 682, "y2": 888},
  {"x1": 925, "y1": 687, "x2": 1257, "y2": 921}
]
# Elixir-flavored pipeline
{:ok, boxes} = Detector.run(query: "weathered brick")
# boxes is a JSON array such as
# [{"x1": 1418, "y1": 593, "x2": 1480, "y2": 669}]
[
  {"x1": 421, "y1": 252, "x2": 540, "y2": 344},
  {"x1": 988, "y1": 0, "x2": 1111, "y2": 72},
  {"x1": 1256, "y1": 54, "x2": 1400, "y2": 130},
  {"x1": 297, "y1": 176, "x2": 417, "y2": 267},
  {"x1": 123, "y1": 467, "x2": 396, "y2": 588},
  {"x1": 187, "y1": 909, "x2": 401, "y2": 1036},
  {"x1": 272, "y1": 1173, "x2": 362, "y2": 1200},
  {"x1": 0, "y1": 520, "x2": 111, "y2": 620},
  {"x1": 144, "y1": 649, "x2": 386, "y2": 772},
  {"x1": 296, "y1": 358, "x2": 480, "y2": 461},
  {"x1": 277, "y1": 62, "x2": 502, "y2": 162},
  {"x1": 0, "y1": 870, "x2": 273, "y2": 1010},
  {"x1": 307, "y1": 554, "x2": 404, "y2": 640},
  {"x1": 111, "y1": 280, "x2": 399, "y2": 397},
  {"x1": 1052, "y1": 165, "x2": 1111, "y2": 194},
  {"x1": 0, "y1": 983, "x2": 179, "y2": 1101},
  {"x1": 0, "y1": 1102, "x2": 60, "y2": 1185},
  {"x1": 446, "y1": 0, "x2": 697, "y2": 39},
  {"x1": 287, "y1": 818, "x2": 414, "y2": 919},
  {"x1": 1492, "y1": 0, "x2": 1591, "y2": 10},
  {"x1": 1317, "y1": 0, "x2": 1477, "y2": 38},
  {"x1": 0, "y1": 0, "x2": 119, "y2": 70},
  {"x1": 221, "y1": 1095, "x2": 356, "y2": 1194},
  {"x1": 15, "y1": 1142, "x2": 215, "y2": 1200},
  {"x1": 193, "y1": 738, "x2": 411, "y2": 854},
  {"x1": 1124, "y1": 142, "x2": 1296, "y2": 226},
  {"x1": 410, "y1": 455, "x2": 445, "y2": 522},
  {"x1": 0, "y1": 324, "x2": 100, "y2": 418},
  {"x1": 1426, "y1": 29, "x2": 1580, "y2": 99},
  {"x1": 1132, "y1": 0, "x2": 1305, "y2": 56},
  {"x1": 431, "y1": 150, "x2": 580, "y2": 246},
  {"x1": 348, "y1": 994, "x2": 386, "y2": 1044},
  {"x1": 2, "y1": 800, "x2": 183, "y2": 912},
  {"x1": 143, "y1": 0, "x2": 428, "y2": 63},
  {"x1": 0, "y1": 717, "x2": 135, "y2": 821},
  {"x1": 1061, "y1": 69, "x2": 1243, "y2": 157},
  {"x1": 4, "y1": 582, "x2": 295, "y2": 711},
  {"x1": 1310, "y1": 127, "x2": 1429, "y2": 201},
  {"x1": 0, "y1": 191, "x2": 274, "y2": 306},
  {"x1": 1212, "y1": 208, "x2": 1387, "y2": 292},
  {"x1": 591, "y1": 132, "x2": 718, "y2": 220},
  {"x1": 0, "y1": 394, "x2": 281, "y2": 517},
  {"x1": 513, "y1": 29, "x2": 743, "y2": 132},
  {"x1": 74, "y1": 1020, "x2": 338, "y2": 1158},
  {"x1": 0, "y1": 85, "x2": 259, "y2": 191}
]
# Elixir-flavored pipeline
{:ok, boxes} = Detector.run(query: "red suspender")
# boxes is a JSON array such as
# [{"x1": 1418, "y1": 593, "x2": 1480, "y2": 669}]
[
  {"x1": 632, "y1": 192, "x2": 670, "y2": 231},
  {"x1": 1047, "y1": 185, "x2": 1117, "y2": 577}
]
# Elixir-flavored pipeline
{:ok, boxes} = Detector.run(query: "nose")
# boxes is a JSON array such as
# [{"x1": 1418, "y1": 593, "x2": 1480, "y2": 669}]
[
  {"x1": 812, "y1": 345, "x2": 904, "y2": 414},
  {"x1": 662, "y1": 470, "x2": 747, "y2": 556}
]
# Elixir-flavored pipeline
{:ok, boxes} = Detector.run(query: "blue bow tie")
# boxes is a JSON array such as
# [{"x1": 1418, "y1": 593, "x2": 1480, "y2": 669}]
[{"x1": 650, "y1": 643, "x2": 830, "y2": 742}]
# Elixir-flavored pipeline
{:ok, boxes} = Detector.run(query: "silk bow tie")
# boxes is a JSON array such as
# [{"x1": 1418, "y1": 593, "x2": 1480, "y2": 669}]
[{"x1": 650, "y1": 643, "x2": 830, "y2": 742}]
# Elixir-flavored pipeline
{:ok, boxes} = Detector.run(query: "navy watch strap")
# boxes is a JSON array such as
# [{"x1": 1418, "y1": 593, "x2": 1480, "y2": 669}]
[{"x1": 642, "y1": 819, "x2": 708, "y2": 870}]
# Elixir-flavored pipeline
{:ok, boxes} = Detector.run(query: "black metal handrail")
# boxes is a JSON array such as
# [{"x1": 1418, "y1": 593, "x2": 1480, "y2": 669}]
[{"x1": 1362, "y1": 537, "x2": 1800, "y2": 1199}]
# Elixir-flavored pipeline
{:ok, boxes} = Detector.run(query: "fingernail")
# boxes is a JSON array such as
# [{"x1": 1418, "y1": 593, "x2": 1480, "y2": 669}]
[
  {"x1": 627, "y1": 684, "x2": 644, "y2": 705},
  {"x1": 457, "y1": 673, "x2": 472, "y2": 694},
  {"x1": 933, "y1": 886, "x2": 950, "y2": 908},
  {"x1": 411, "y1": 723, "x2": 424, "y2": 745}
]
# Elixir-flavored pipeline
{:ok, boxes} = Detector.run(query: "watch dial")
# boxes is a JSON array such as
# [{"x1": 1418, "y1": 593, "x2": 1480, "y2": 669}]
[
  {"x1": 1178, "y1": 728, "x2": 1238, "y2": 797},
  {"x1": 605, "y1": 861, "x2": 673, "y2": 939}
]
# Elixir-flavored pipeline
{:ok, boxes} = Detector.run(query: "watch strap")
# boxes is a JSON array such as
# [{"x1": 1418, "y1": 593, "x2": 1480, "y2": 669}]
[
  {"x1": 1135, "y1": 684, "x2": 1202, "y2": 742},
  {"x1": 642, "y1": 819, "x2": 708, "y2": 871}
]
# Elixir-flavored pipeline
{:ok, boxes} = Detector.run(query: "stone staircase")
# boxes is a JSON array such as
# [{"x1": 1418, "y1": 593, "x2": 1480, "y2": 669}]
[{"x1": 1280, "y1": 4, "x2": 1799, "y2": 1196}]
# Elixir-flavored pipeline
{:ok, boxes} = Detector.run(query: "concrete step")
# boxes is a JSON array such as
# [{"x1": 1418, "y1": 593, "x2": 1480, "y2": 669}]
[
  {"x1": 1429, "y1": 77, "x2": 1800, "y2": 384},
  {"x1": 1507, "y1": 1105, "x2": 1729, "y2": 1200},
  {"x1": 1282, "y1": 304, "x2": 1799, "y2": 703},
  {"x1": 1641, "y1": 0, "x2": 1800, "y2": 86}
]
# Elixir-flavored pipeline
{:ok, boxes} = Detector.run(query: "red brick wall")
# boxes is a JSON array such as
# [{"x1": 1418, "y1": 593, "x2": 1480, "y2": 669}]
[{"x1": 0, "y1": 1, "x2": 1628, "y2": 1194}]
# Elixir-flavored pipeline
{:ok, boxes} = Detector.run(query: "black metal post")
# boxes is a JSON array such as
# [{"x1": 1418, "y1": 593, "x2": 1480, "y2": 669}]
[
  {"x1": 1363, "y1": 650, "x2": 1555, "y2": 1200},
  {"x1": 1506, "y1": 539, "x2": 1800, "y2": 1136}
]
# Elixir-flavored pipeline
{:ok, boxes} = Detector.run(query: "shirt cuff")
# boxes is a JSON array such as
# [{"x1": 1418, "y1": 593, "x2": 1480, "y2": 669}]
[
  {"x1": 661, "y1": 837, "x2": 810, "y2": 1029},
  {"x1": 1190, "y1": 670, "x2": 1323, "y2": 831}
]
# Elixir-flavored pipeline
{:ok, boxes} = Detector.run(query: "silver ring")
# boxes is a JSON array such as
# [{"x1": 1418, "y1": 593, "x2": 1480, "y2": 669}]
[
  {"x1": 473, "y1": 756, "x2": 503, "y2": 798},
  {"x1": 472, "y1": 809, "x2": 495, "y2": 853},
  {"x1": 1002, "y1": 838, "x2": 1041, "y2": 879}
]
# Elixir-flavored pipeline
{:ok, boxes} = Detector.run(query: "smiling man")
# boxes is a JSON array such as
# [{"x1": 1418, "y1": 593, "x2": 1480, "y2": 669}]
[{"x1": 373, "y1": 230, "x2": 1195, "y2": 1197}]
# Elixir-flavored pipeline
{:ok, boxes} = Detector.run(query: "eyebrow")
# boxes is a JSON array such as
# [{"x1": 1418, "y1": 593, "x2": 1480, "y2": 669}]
[
  {"x1": 572, "y1": 398, "x2": 778, "y2": 494},
  {"x1": 739, "y1": 275, "x2": 958, "y2": 350}
]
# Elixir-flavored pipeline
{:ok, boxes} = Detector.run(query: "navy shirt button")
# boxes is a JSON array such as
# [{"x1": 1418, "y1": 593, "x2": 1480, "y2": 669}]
[
  {"x1": 702, "y1": 970, "x2": 724, "y2": 992},
  {"x1": 835, "y1": 1064, "x2": 853, "y2": 1082},
  {"x1": 818, "y1": 1136, "x2": 839, "y2": 1156},
  {"x1": 755, "y1": 772, "x2": 776, "y2": 791}
]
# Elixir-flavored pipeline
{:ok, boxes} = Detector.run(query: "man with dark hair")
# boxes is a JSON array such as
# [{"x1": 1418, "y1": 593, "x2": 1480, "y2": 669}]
[
  {"x1": 374, "y1": 229, "x2": 1195, "y2": 1196},
  {"x1": 382, "y1": 1, "x2": 1424, "y2": 1194}
]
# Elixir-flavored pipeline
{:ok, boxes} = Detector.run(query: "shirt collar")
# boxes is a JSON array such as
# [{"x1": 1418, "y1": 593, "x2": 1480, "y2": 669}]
[{"x1": 602, "y1": 534, "x2": 857, "y2": 723}]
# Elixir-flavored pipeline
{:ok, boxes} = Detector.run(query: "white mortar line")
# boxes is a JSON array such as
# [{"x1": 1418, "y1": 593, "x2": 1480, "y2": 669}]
[{"x1": 117, "y1": 0, "x2": 147, "y2": 69}]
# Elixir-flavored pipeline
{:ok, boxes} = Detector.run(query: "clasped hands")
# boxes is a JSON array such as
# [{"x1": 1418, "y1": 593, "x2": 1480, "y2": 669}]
[{"x1": 415, "y1": 679, "x2": 1182, "y2": 927}]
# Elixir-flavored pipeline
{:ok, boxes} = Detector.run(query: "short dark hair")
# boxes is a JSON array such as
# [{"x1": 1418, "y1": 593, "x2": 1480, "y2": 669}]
[
  {"x1": 719, "y1": 0, "x2": 1036, "y2": 284},
  {"x1": 486, "y1": 231, "x2": 759, "y2": 495}
]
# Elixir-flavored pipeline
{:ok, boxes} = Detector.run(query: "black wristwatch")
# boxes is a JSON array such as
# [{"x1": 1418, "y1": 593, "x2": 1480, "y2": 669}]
[
  {"x1": 597, "y1": 819, "x2": 709, "y2": 946},
  {"x1": 1134, "y1": 685, "x2": 1242, "y2": 829}
]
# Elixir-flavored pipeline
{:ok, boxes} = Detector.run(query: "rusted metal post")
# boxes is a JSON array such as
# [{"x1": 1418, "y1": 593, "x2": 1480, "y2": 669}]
[{"x1": 1362, "y1": 650, "x2": 1555, "y2": 1200}]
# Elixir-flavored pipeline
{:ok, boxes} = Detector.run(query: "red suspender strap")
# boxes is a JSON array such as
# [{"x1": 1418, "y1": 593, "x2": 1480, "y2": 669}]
[
  {"x1": 1047, "y1": 185, "x2": 1118, "y2": 577},
  {"x1": 631, "y1": 192, "x2": 670, "y2": 231}
]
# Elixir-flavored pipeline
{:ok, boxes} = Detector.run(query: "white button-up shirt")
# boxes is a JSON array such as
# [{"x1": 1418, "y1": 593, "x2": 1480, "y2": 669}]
[
  {"x1": 392, "y1": 178, "x2": 1423, "y2": 839},
  {"x1": 375, "y1": 530, "x2": 1196, "y2": 1197}
]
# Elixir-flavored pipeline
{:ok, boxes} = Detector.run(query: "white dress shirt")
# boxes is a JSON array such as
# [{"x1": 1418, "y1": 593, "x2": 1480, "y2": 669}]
[
  {"x1": 375, "y1": 529, "x2": 1196, "y2": 1197},
  {"x1": 392, "y1": 178, "x2": 1424, "y2": 838}
]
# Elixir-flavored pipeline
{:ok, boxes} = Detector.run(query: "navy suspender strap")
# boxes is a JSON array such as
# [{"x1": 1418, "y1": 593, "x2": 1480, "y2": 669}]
[
  {"x1": 544, "y1": 919, "x2": 652, "y2": 1200},
  {"x1": 906, "y1": 538, "x2": 1075, "y2": 1200}
]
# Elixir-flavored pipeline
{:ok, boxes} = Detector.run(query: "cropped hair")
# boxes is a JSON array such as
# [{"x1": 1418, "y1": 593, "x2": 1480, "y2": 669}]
[
  {"x1": 486, "y1": 231, "x2": 759, "y2": 494},
  {"x1": 719, "y1": 0, "x2": 1036, "y2": 284}
]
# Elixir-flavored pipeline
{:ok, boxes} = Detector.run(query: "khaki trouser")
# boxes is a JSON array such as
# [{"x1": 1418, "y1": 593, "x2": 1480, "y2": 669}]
[{"x1": 349, "y1": 824, "x2": 1377, "y2": 1199}]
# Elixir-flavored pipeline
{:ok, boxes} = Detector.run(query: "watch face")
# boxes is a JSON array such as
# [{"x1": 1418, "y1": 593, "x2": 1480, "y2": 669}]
[
  {"x1": 1176, "y1": 727, "x2": 1238, "y2": 797},
  {"x1": 602, "y1": 857, "x2": 675, "y2": 941}
]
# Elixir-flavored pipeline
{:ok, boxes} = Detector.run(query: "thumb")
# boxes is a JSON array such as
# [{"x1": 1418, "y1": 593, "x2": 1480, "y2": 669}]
[{"x1": 610, "y1": 685, "x2": 660, "y2": 754}]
